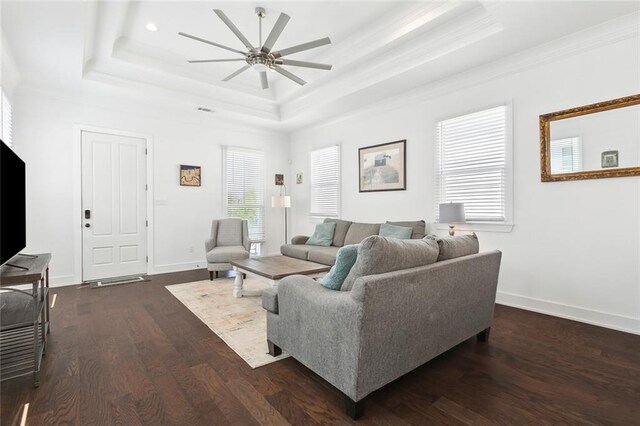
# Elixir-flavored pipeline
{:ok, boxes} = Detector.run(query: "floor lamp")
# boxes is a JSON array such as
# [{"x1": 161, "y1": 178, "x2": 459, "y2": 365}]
[{"x1": 272, "y1": 185, "x2": 291, "y2": 244}]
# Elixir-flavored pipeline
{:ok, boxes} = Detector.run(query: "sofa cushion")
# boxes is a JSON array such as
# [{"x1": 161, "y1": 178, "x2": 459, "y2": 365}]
[
  {"x1": 280, "y1": 244, "x2": 311, "y2": 260},
  {"x1": 341, "y1": 235, "x2": 439, "y2": 291},
  {"x1": 435, "y1": 233, "x2": 479, "y2": 261},
  {"x1": 206, "y1": 246, "x2": 249, "y2": 263},
  {"x1": 379, "y1": 223, "x2": 412, "y2": 239},
  {"x1": 344, "y1": 222, "x2": 381, "y2": 245},
  {"x1": 216, "y1": 218, "x2": 244, "y2": 246},
  {"x1": 323, "y1": 218, "x2": 353, "y2": 247},
  {"x1": 307, "y1": 246, "x2": 340, "y2": 266},
  {"x1": 320, "y1": 245, "x2": 359, "y2": 290},
  {"x1": 262, "y1": 286, "x2": 279, "y2": 314},
  {"x1": 386, "y1": 220, "x2": 426, "y2": 239},
  {"x1": 306, "y1": 222, "x2": 336, "y2": 246}
]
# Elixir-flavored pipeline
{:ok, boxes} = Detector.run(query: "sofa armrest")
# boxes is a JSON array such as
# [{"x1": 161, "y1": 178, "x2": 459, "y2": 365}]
[
  {"x1": 273, "y1": 275, "x2": 364, "y2": 399},
  {"x1": 290, "y1": 235, "x2": 309, "y2": 245},
  {"x1": 204, "y1": 238, "x2": 216, "y2": 253},
  {"x1": 348, "y1": 250, "x2": 502, "y2": 400},
  {"x1": 205, "y1": 220, "x2": 219, "y2": 252}
]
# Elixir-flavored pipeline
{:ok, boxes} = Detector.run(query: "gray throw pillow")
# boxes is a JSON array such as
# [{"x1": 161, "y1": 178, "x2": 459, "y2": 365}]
[
  {"x1": 305, "y1": 222, "x2": 336, "y2": 246},
  {"x1": 341, "y1": 235, "x2": 439, "y2": 291},
  {"x1": 434, "y1": 233, "x2": 479, "y2": 261}
]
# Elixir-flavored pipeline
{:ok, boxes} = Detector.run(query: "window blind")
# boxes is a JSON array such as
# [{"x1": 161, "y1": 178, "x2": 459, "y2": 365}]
[
  {"x1": 550, "y1": 137, "x2": 581, "y2": 173},
  {"x1": 436, "y1": 105, "x2": 507, "y2": 223},
  {"x1": 225, "y1": 147, "x2": 265, "y2": 241},
  {"x1": 0, "y1": 88, "x2": 12, "y2": 147},
  {"x1": 310, "y1": 145, "x2": 340, "y2": 218}
]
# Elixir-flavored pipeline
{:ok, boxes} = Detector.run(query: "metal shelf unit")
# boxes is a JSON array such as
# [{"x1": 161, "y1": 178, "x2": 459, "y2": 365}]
[{"x1": 0, "y1": 253, "x2": 51, "y2": 387}]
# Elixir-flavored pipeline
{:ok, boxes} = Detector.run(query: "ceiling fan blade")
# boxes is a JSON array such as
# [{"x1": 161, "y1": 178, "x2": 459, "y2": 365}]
[
  {"x1": 261, "y1": 12, "x2": 290, "y2": 54},
  {"x1": 178, "y1": 32, "x2": 246, "y2": 55},
  {"x1": 260, "y1": 72, "x2": 269, "y2": 90},
  {"x1": 272, "y1": 37, "x2": 331, "y2": 58},
  {"x1": 213, "y1": 9, "x2": 255, "y2": 51},
  {"x1": 273, "y1": 65, "x2": 306, "y2": 86},
  {"x1": 188, "y1": 58, "x2": 247, "y2": 63},
  {"x1": 223, "y1": 65, "x2": 251, "y2": 82},
  {"x1": 278, "y1": 59, "x2": 332, "y2": 70}
]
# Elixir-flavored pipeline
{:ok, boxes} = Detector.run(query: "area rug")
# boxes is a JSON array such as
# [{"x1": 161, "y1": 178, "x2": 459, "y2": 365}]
[{"x1": 165, "y1": 278, "x2": 289, "y2": 368}]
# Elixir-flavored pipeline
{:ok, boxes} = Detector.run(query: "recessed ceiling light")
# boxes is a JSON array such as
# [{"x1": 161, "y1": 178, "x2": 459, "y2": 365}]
[{"x1": 145, "y1": 22, "x2": 158, "y2": 32}]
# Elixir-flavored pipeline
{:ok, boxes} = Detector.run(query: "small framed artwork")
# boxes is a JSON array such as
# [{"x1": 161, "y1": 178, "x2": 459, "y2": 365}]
[
  {"x1": 296, "y1": 172, "x2": 303, "y2": 184},
  {"x1": 358, "y1": 139, "x2": 406, "y2": 192},
  {"x1": 180, "y1": 165, "x2": 201, "y2": 187},
  {"x1": 601, "y1": 150, "x2": 619, "y2": 168},
  {"x1": 275, "y1": 174, "x2": 284, "y2": 186}
]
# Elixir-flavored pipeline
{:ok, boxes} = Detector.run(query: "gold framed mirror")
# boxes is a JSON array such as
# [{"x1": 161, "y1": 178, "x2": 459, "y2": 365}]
[{"x1": 540, "y1": 94, "x2": 640, "y2": 182}]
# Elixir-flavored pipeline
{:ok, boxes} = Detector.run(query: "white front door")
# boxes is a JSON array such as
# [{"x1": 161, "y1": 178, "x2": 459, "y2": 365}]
[{"x1": 81, "y1": 131, "x2": 147, "y2": 281}]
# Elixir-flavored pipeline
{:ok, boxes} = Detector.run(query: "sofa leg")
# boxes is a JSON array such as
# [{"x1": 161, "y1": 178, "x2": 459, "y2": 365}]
[
  {"x1": 209, "y1": 271, "x2": 214, "y2": 281},
  {"x1": 345, "y1": 396, "x2": 364, "y2": 420},
  {"x1": 477, "y1": 327, "x2": 491, "y2": 342},
  {"x1": 267, "y1": 340, "x2": 282, "y2": 357}
]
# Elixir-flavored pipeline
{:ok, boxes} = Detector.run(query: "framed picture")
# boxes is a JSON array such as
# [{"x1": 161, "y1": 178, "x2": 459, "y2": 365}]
[
  {"x1": 358, "y1": 140, "x2": 406, "y2": 192},
  {"x1": 180, "y1": 165, "x2": 201, "y2": 187},
  {"x1": 275, "y1": 174, "x2": 284, "y2": 186},
  {"x1": 601, "y1": 150, "x2": 619, "y2": 168}
]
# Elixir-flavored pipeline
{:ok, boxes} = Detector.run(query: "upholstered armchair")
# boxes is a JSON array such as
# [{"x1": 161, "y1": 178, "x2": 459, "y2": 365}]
[{"x1": 205, "y1": 218, "x2": 251, "y2": 280}]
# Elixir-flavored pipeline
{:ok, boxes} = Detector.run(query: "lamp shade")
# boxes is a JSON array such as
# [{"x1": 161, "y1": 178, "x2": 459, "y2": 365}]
[
  {"x1": 271, "y1": 195, "x2": 291, "y2": 208},
  {"x1": 439, "y1": 202, "x2": 465, "y2": 223}
]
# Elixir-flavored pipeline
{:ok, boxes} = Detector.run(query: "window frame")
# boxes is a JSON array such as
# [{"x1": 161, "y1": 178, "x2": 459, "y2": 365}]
[
  {"x1": 309, "y1": 144, "x2": 341, "y2": 221},
  {"x1": 434, "y1": 102, "x2": 514, "y2": 233},
  {"x1": 222, "y1": 146, "x2": 266, "y2": 242}
]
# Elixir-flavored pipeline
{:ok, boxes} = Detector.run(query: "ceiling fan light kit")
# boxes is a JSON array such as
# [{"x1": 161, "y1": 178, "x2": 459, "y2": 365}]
[{"x1": 179, "y1": 6, "x2": 333, "y2": 89}]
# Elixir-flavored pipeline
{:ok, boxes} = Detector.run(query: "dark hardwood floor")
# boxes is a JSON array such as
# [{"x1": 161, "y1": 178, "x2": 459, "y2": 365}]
[{"x1": 1, "y1": 269, "x2": 639, "y2": 425}]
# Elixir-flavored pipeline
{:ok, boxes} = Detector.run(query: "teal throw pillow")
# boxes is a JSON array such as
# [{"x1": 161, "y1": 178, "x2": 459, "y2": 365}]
[
  {"x1": 320, "y1": 245, "x2": 359, "y2": 290},
  {"x1": 305, "y1": 222, "x2": 336, "y2": 246},
  {"x1": 379, "y1": 223, "x2": 412, "y2": 239}
]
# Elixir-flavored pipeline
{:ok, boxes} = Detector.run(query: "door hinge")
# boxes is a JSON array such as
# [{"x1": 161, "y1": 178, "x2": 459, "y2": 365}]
[
  {"x1": 146, "y1": 220, "x2": 149, "y2": 227},
  {"x1": 145, "y1": 184, "x2": 148, "y2": 191},
  {"x1": 145, "y1": 148, "x2": 148, "y2": 155},
  {"x1": 146, "y1": 256, "x2": 149, "y2": 263}
]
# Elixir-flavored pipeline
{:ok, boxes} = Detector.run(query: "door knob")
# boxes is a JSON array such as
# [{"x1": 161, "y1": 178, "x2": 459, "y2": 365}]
[{"x1": 85, "y1": 223, "x2": 91, "y2": 228}]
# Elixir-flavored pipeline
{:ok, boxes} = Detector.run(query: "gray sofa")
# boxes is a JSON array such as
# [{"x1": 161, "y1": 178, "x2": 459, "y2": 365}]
[
  {"x1": 264, "y1": 234, "x2": 502, "y2": 419},
  {"x1": 280, "y1": 218, "x2": 426, "y2": 265}
]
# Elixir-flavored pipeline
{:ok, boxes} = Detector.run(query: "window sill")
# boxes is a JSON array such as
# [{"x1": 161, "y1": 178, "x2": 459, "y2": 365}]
[{"x1": 435, "y1": 222, "x2": 514, "y2": 233}]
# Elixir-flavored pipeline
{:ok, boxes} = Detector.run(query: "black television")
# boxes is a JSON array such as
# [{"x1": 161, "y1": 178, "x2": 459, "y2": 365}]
[{"x1": 1, "y1": 139, "x2": 26, "y2": 265}]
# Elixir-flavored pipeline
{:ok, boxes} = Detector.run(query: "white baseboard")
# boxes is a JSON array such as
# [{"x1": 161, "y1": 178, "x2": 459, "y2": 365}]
[
  {"x1": 496, "y1": 291, "x2": 640, "y2": 335},
  {"x1": 151, "y1": 261, "x2": 206, "y2": 275}
]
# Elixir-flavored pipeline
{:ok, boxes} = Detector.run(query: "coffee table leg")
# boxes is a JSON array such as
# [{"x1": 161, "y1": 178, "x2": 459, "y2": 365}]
[{"x1": 233, "y1": 266, "x2": 244, "y2": 298}]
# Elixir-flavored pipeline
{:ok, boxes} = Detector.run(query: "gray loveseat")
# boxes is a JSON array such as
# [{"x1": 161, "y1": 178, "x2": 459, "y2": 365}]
[
  {"x1": 264, "y1": 234, "x2": 502, "y2": 419},
  {"x1": 281, "y1": 218, "x2": 426, "y2": 265}
]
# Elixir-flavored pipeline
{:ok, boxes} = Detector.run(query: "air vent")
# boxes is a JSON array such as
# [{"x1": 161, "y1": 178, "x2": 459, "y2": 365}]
[{"x1": 197, "y1": 107, "x2": 214, "y2": 113}]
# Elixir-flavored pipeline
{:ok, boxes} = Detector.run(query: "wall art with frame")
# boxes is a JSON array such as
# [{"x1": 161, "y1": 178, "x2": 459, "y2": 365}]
[{"x1": 358, "y1": 139, "x2": 406, "y2": 192}]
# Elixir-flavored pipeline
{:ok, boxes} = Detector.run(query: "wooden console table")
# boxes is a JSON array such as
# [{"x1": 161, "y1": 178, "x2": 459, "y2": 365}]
[{"x1": 0, "y1": 253, "x2": 51, "y2": 387}]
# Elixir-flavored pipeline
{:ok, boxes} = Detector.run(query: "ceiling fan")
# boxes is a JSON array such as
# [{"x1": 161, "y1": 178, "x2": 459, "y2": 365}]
[{"x1": 179, "y1": 7, "x2": 333, "y2": 90}]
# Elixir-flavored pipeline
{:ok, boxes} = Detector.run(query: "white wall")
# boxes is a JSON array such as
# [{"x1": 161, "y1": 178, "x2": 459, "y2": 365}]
[
  {"x1": 12, "y1": 88, "x2": 290, "y2": 286},
  {"x1": 289, "y1": 37, "x2": 640, "y2": 334}
]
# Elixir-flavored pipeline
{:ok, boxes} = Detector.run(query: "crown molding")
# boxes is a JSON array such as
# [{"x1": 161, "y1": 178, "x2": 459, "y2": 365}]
[
  {"x1": 291, "y1": 11, "x2": 640, "y2": 133},
  {"x1": 279, "y1": 5, "x2": 503, "y2": 123},
  {"x1": 15, "y1": 83, "x2": 287, "y2": 137}
]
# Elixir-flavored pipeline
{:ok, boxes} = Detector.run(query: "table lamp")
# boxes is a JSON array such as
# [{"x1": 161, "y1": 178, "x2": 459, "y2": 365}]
[{"x1": 439, "y1": 202, "x2": 465, "y2": 236}]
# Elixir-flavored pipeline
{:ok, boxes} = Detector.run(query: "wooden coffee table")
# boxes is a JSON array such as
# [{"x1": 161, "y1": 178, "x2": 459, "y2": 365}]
[{"x1": 230, "y1": 256, "x2": 331, "y2": 298}]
